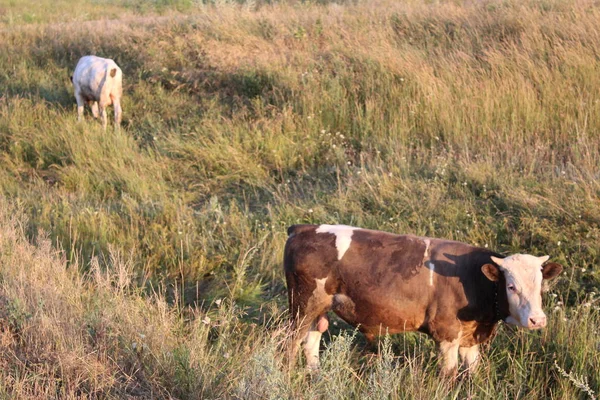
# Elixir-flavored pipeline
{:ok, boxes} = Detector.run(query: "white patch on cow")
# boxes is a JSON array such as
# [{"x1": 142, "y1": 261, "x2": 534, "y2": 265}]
[
  {"x1": 439, "y1": 332, "x2": 461, "y2": 376},
  {"x1": 314, "y1": 277, "x2": 327, "y2": 294},
  {"x1": 421, "y1": 239, "x2": 435, "y2": 286},
  {"x1": 303, "y1": 328, "x2": 322, "y2": 370},
  {"x1": 492, "y1": 254, "x2": 548, "y2": 329},
  {"x1": 426, "y1": 261, "x2": 435, "y2": 286},
  {"x1": 315, "y1": 224, "x2": 358, "y2": 260}
]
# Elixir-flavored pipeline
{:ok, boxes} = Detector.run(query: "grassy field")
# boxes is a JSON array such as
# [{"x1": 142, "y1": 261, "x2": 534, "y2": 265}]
[{"x1": 0, "y1": 0, "x2": 599, "y2": 397}]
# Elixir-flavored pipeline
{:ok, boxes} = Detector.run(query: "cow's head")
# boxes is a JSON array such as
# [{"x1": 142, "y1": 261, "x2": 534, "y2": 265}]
[{"x1": 482, "y1": 254, "x2": 562, "y2": 329}]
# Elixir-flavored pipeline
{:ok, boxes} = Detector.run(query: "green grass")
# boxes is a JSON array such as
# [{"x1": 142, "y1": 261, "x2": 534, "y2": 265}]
[{"x1": 0, "y1": 0, "x2": 599, "y2": 397}]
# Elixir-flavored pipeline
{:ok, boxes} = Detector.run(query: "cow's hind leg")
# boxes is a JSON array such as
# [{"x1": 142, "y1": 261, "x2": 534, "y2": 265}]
[
  {"x1": 90, "y1": 101, "x2": 99, "y2": 119},
  {"x1": 75, "y1": 92, "x2": 85, "y2": 122},
  {"x1": 288, "y1": 310, "x2": 329, "y2": 370},
  {"x1": 99, "y1": 105, "x2": 108, "y2": 130},
  {"x1": 111, "y1": 95, "x2": 122, "y2": 128},
  {"x1": 286, "y1": 278, "x2": 332, "y2": 370},
  {"x1": 303, "y1": 314, "x2": 329, "y2": 370}
]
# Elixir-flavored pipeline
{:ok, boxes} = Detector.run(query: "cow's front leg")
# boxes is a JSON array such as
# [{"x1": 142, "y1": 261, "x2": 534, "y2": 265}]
[
  {"x1": 459, "y1": 344, "x2": 480, "y2": 374},
  {"x1": 439, "y1": 338, "x2": 460, "y2": 377}
]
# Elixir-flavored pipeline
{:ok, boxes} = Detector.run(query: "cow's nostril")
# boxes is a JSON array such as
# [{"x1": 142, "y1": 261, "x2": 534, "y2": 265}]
[{"x1": 529, "y1": 317, "x2": 547, "y2": 327}]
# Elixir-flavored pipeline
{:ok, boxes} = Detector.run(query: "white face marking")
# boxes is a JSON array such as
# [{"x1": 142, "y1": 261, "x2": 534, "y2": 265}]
[
  {"x1": 492, "y1": 254, "x2": 548, "y2": 329},
  {"x1": 315, "y1": 224, "x2": 358, "y2": 260}
]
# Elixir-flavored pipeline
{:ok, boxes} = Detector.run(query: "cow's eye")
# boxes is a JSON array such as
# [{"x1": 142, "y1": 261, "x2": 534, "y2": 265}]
[{"x1": 507, "y1": 284, "x2": 517, "y2": 292}]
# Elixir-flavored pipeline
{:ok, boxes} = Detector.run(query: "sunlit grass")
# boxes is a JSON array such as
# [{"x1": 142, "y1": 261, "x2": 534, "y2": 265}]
[{"x1": 0, "y1": 0, "x2": 599, "y2": 397}]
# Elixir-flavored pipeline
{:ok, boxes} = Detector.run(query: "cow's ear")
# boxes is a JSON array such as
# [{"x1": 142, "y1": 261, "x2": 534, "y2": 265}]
[
  {"x1": 482, "y1": 264, "x2": 501, "y2": 282},
  {"x1": 110, "y1": 68, "x2": 117, "y2": 78},
  {"x1": 542, "y1": 262, "x2": 562, "y2": 280}
]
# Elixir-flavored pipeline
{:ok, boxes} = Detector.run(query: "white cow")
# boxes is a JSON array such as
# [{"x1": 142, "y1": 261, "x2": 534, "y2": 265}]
[{"x1": 71, "y1": 56, "x2": 123, "y2": 130}]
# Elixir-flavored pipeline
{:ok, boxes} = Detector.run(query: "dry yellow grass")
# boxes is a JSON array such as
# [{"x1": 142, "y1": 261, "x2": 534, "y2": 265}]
[{"x1": 0, "y1": 0, "x2": 599, "y2": 397}]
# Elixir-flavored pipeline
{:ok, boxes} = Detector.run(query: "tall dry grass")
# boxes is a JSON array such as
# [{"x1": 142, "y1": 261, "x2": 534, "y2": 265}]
[{"x1": 0, "y1": 0, "x2": 599, "y2": 397}]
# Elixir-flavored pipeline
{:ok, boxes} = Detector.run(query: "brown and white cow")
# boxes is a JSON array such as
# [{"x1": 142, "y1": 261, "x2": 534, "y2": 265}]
[{"x1": 284, "y1": 224, "x2": 562, "y2": 376}]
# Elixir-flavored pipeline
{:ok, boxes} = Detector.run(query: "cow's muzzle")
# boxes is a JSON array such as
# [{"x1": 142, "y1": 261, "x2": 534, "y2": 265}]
[{"x1": 526, "y1": 314, "x2": 547, "y2": 329}]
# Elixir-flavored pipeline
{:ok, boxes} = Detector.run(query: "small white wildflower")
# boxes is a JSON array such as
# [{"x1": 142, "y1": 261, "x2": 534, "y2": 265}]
[
  {"x1": 308, "y1": 209, "x2": 313, "y2": 213},
  {"x1": 485, "y1": 244, "x2": 488, "y2": 248},
  {"x1": 347, "y1": 161, "x2": 351, "y2": 165},
  {"x1": 332, "y1": 144, "x2": 336, "y2": 148},
  {"x1": 320, "y1": 129, "x2": 326, "y2": 134},
  {"x1": 202, "y1": 316, "x2": 211, "y2": 325},
  {"x1": 557, "y1": 301, "x2": 563, "y2": 306},
  {"x1": 557, "y1": 241, "x2": 561, "y2": 246},
  {"x1": 340, "y1": 134, "x2": 345, "y2": 139},
  {"x1": 153, "y1": 136, "x2": 157, "y2": 141},
  {"x1": 215, "y1": 298, "x2": 222, "y2": 306},
  {"x1": 307, "y1": 115, "x2": 312, "y2": 120},
  {"x1": 178, "y1": 231, "x2": 183, "y2": 235},
  {"x1": 582, "y1": 268, "x2": 587, "y2": 273},
  {"x1": 224, "y1": 352, "x2": 230, "y2": 359},
  {"x1": 388, "y1": 172, "x2": 393, "y2": 177}
]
